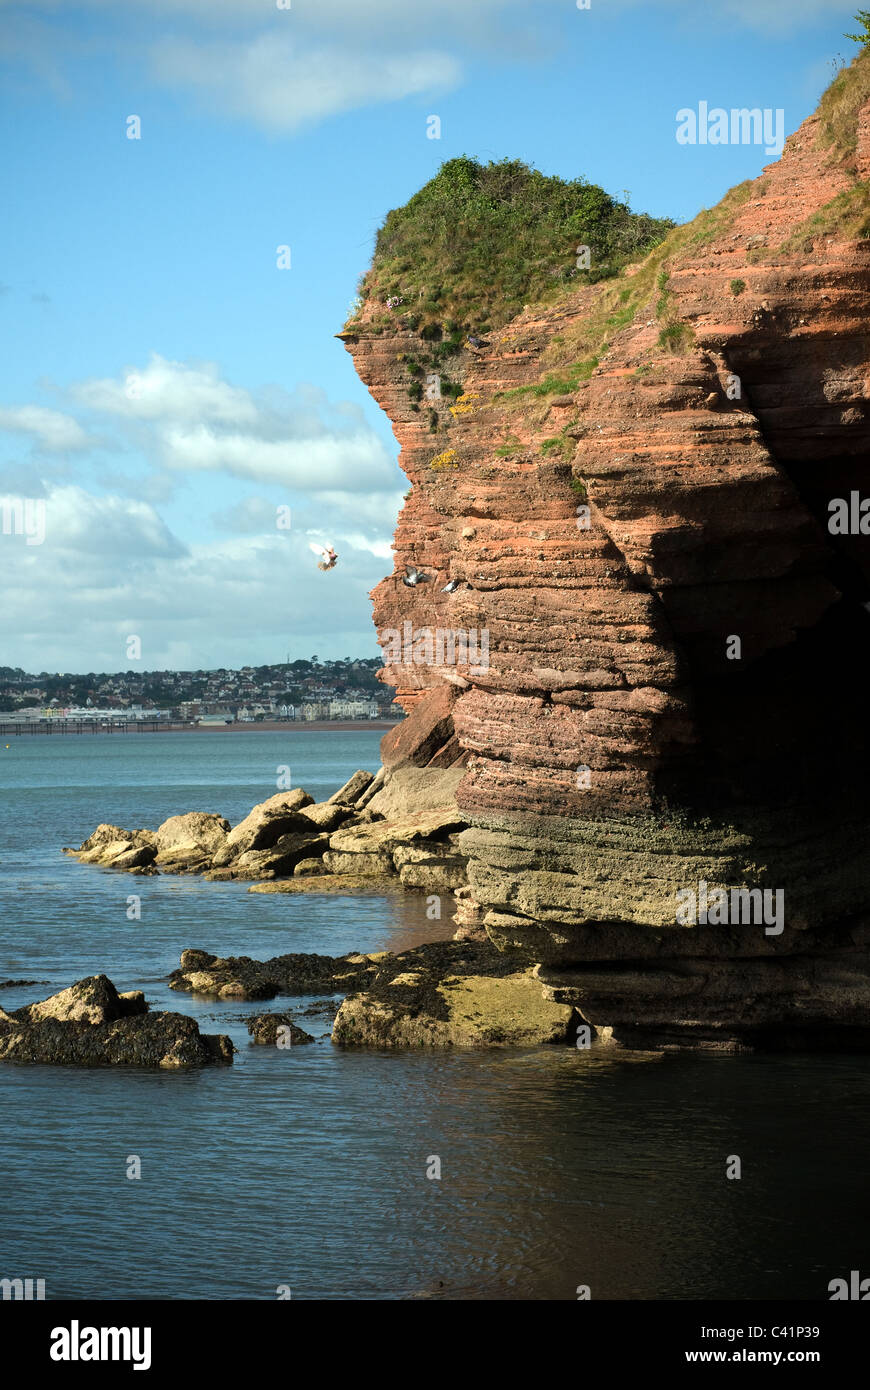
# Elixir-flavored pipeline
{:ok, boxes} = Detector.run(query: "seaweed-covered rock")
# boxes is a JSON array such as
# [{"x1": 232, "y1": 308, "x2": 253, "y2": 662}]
[
  {"x1": 0, "y1": 976, "x2": 233, "y2": 1068},
  {"x1": 169, "y1": 948, "x2": 388, "y2": 1000},
  {"x1": 332, "y1": 940, "x2": 578, "y2": 1048}
]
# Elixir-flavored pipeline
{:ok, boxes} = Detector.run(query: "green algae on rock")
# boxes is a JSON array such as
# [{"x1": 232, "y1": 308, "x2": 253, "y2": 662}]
[{"x1": 332, "y1": 940, "x2": 578, "y2": 1048}]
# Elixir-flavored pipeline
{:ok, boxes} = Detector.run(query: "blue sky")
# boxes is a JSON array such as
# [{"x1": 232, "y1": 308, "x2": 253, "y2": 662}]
[{"x1": 0, "y1": 0, "x2": 860, "y2": 672}]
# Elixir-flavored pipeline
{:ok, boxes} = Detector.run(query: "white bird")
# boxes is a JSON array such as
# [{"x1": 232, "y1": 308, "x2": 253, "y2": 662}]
[
  {"x1": 310, "y1": 541, "x2": 338, "y2": 571},
  {"x1": 442, "y1": 578, "x2": 463, "y2": 593}
]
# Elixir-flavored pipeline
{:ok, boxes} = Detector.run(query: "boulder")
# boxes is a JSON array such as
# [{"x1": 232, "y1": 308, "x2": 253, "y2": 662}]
[
  {"x1": 327, "y1": 770, "x2": 374, "y2": 805},
  {"x1": 68, "y1": 825, "x2": 158, "y2": 869},
  {"x1": 328, "y1": 808, "x2": 464, "y2": 856},
  {"x1": 354, "y1": 767, "x2": 386, "y2": 809},
  {"x1": 0, "y1": 976, "x2": 232, "y2": 1068},
  {"x1": 155, "y1": 812, "x2": 230, "y2": 867},
  {"x1": 208, "y1": 831, "x2": 329, "y2": 881},
  {"x1": 79, "y1": 837, "x2": 134, "y2": 865},
  {"x1": 111, "y1": 844, "x2": 157, "y2": 870},
  {"x1": 15, "y1": 975, "x2": 143, "y2": 1026},
  {"x1": 215, "y1": 792, "x2": 315, "y2": 862},
  {"x1": 246, "y1": 1013, "x2": 315, "y2": 1045},
  {"x1": 365, "y1": 766, "x2": 466, "y2": 821},
  {"x1": 294, "y1": 858, "x2": 329, "y2": 876},
  {"x1": 299, "y1": 801, "x2": 353, "y2": 831}
]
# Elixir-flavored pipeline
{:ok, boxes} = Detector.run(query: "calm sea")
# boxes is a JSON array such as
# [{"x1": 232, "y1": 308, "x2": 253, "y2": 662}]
[{"x1": 0, "y1": 730, "x2": 868, "y2": 1300}]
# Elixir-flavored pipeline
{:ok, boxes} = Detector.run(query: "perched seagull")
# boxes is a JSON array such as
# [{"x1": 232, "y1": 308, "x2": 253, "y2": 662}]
[
  {"x1": 310, "y1": 541, "x2": 338, "y2": 572},
  {"x1": 402, "y1": 565, "x2": 431, "y2": 587},
  {"x1": 442, "y1": 578, "x2": 463, "y2": 593}
]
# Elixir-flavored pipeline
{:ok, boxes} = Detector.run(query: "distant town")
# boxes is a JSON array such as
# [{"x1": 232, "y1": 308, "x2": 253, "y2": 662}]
[{"x1": 0, "y1": 658, "x2": 402, "y2": 724}]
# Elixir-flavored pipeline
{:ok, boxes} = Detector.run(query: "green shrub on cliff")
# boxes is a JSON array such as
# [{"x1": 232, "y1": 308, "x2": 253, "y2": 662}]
[
  {"x1": 845, "y1": 10, "x2": 870, "y2": 47},
  {"x1": 356, "y1": 157, "x2": 674, "y2": 339}
]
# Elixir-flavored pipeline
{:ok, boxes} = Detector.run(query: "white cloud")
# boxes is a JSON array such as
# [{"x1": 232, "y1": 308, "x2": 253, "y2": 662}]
[
  {"x1": 160, "y1": 424, "x2": 391, "y2": 490},
  {"x1": 70, "y1": 354, "x2": 399, "y2": 493},
  {"x1": 334, "y1": 531, "x2": 394, "y2": 561},
  {"x1": 0, "y1": 0, "x2": 852, "y2": 144},
  {"x1": 149, "y1": 32, "x2": 461, "y2": 133},
  {"x1": 22, "y1": 484, "x2": 186, "y2": 557},
  {"x1": 75, "y1": 356, "x2": 258, "y2": 426},
  {"x1": 0, "y1": 482, "x2": 388, "y2": 668},
  {"x1": 0, "y1": 405, "x2": 93, "y2": 452}
]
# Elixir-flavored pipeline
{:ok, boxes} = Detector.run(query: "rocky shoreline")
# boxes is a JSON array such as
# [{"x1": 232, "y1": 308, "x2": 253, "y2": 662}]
[
  {"x1": 63, "y1": 766, "x2": 471, "y2": 894},
  {"x1": 45, "y1": 761, "x2": 585, "y2": 1062}
]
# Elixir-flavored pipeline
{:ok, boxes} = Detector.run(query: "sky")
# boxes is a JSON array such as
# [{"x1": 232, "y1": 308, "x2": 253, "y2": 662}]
[{"x1": 0, "y1": 0, "x2": 861, "y2": 673}]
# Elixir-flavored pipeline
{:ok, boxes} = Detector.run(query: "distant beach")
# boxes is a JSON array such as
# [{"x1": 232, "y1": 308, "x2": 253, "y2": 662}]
[
  {"x1": 176, "y1": 720, "x2": 399, "y2": 733},
  {"x1": 0, "y1": 719, "x2": 400, "y2": 736}
]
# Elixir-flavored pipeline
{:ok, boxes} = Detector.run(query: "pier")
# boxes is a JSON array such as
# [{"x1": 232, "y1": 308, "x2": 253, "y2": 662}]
[{"x1": 0, "y1": 719, "x2": 184, "y2": 736}]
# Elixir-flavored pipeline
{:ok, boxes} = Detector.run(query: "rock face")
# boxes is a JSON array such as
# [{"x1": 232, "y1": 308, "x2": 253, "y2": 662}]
[
  {"x1": 0, "y1": 976, "x2": 233, "y2": 1068},
  {"x1": 340, "y1": 57, "x2": 870, "y2": 1046}
]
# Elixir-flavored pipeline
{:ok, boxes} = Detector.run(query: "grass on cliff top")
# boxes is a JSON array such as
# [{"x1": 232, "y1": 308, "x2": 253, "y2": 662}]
[
  {"x1": 348, "y1": 156, "x2": 675, "y2": 339},
  {"x1": 816, "y1": 46, "x2": 870, "y2": 163},
  {"x1": 495, "y1": 183, "x2": 753, "y2": 404}
]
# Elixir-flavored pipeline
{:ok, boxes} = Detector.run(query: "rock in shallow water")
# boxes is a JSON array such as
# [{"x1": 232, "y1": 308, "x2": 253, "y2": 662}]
[
  {"x1": 246, "y1": 1013, "x2": 315, "y2": 1045},
  {"x1": 332, "y1": 940, "x2": 578, "y2": 1048},
  {"x1": 0, "y1": 975, "x2": 233, "y2": 1068},
  {"x1": 170, "y1": 948, "x2": 388, "y2": 1000},
  {"x1": 172, "y1": 942, "x2": 577, "y2": 1048}
]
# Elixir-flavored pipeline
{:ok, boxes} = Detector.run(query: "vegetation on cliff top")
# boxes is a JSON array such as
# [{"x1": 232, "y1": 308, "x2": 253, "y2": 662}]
[
  {"x1": 787, "y1": 46, "x2": 870, "y2": 246},
  {"x1": 817, "y1": 43, "x2": 870, "y2": 163},
  {"x1": 349, "y1": 157, "x2": 675, "y2": 339}
]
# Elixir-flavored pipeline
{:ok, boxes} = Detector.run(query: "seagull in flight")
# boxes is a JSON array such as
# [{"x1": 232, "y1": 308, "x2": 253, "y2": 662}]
[
  {"x1": 310, "y1": 542, "x2": 338, "y2": 572},
  {"x1": 402, "y1": 565, "x2": 431, "y2": 587}
]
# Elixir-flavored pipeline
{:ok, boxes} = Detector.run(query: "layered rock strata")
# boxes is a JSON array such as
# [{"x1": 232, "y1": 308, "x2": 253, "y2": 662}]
[{"x1": 339, "y1": 60, "x2": 870, "y2": 1045}]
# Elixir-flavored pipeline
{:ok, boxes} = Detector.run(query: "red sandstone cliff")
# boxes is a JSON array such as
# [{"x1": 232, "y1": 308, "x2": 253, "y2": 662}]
[{"x1": 340, "y1": 58, "x2": 870, "y2": 1046}]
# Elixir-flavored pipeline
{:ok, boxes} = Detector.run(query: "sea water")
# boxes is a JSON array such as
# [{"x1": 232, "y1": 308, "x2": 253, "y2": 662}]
[{"x1": 1, "y1": 731, "x2": 868, "y2": 1300}]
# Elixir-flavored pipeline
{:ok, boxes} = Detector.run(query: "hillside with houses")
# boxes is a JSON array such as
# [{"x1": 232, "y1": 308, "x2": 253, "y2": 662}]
[{"x1": 0, "y1": 658, "x2": 401, "y2": 724}]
